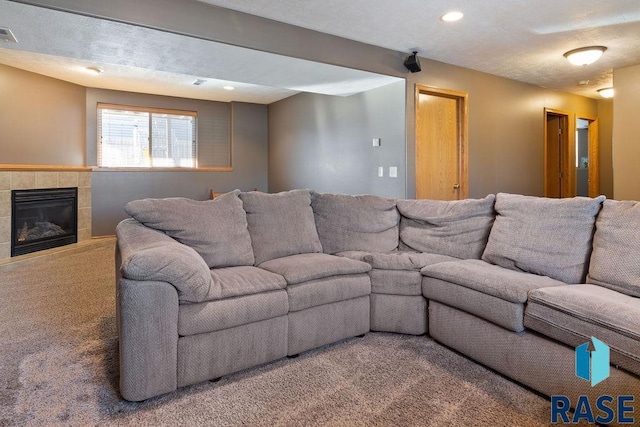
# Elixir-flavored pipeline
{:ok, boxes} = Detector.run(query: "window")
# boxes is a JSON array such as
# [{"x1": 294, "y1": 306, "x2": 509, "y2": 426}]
[{"x1": 98, "y1": 104, "x2": 197, "y2": 168}]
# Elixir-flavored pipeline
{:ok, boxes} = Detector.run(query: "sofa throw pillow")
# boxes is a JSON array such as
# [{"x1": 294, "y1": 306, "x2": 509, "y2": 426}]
[
  {"x1": 124, "y1": 190, "x2": 255, "y2": 268},
  {"x1": 481, "y1": 193, "x2": 605, "y2": 284},
  {"x1": 587, "y1": 199, "x2": 640, "y2": 297},
  {"x1": 311, "y1": 192, "x2": 399, "y2": 254},
  {"x1": 239, "y1": 189, "x2": 323, "y2": 264},
  {"x1": 396, "y1": 195, "x2": 496, "y2": 259}
]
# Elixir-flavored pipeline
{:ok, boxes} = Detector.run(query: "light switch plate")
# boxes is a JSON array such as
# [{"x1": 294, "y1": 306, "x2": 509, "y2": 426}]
[
  {"x1": 389, "y1": 166, "x2": 398, "y2": 178},
  {"x1": 372, "y1": 138, "x2": 381, "y2": 147},
  {"x1": 378, "y1": 166, "x2": 384, "y2": 177}
]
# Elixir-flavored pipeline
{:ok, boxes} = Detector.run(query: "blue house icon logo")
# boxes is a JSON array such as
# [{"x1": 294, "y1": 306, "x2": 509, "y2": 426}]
[{"x1": 575, "y1": 337, "x2": 610, "y2": 386}]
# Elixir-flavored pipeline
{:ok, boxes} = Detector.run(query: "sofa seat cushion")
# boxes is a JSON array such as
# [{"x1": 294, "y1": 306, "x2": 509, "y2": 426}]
[
  {"x1": 258, "y1": 253, "x2": 371, "y2": 285},
  {"x1": 287, "y1": 274, "x2": 371, "y2": 312},
  {"x1": 482, "y1": 193, "x2": 605, "y2": 284},
  {"x1": 240, "y1": 190, "x2": 323, "y2": 264},
  {"x1": 397, "y1": 195, "x2": 495, "y2": 259},
  {"x1": 202, "y1": 266, "x2": 287, "y2": 302},
  {"x1": 179, "y1": 289, "x2": 288, "y2": 336},
  {"x1": 124, "y1": 190, "x2": 255, "y2": 268},
  {"x1": 311, "y1": 192, "x2": 399, "y2": 254},
  {"x1": 422, "y1": 260, "x2": 566, "y2": 332},
  {"x1": 369, "y1": 269, "x2": 422, "y2": 296},
  {"x1": 587, "y1": 199, "x2": 640, "y2": 297},
  {"x1": 525, "y1": 285, "x2": 640, "y2": 376},
  {"x1": 337, "y1": 250, "x2": 458, "y2": 271}
]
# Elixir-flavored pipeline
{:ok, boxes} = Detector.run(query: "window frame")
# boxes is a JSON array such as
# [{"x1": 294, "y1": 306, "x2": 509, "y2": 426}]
[{"x1": 96, "y1": 103, "x2": 232, "y2": 172}]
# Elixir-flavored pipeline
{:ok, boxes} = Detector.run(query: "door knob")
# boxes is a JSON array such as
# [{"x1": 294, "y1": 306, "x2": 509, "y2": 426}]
[{"x1": 453, "y1": 184, "x2": 460, "y2": 189}]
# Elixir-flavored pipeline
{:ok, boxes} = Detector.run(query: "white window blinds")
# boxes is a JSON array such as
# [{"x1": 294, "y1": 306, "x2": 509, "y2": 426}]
[{"x1": 97, "y1": 104, "x2": 201, "y2": 168}]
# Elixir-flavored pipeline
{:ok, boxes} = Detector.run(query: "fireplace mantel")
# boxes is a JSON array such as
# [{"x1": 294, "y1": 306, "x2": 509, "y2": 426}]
[{"x1": 0, "y1": 164, "x2": 93, "y2": 172}]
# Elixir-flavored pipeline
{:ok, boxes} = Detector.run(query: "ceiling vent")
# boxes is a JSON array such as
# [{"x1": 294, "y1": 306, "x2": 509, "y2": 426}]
[{"x1": 0, "y1": 28, "x2": 18, "y2": 43}]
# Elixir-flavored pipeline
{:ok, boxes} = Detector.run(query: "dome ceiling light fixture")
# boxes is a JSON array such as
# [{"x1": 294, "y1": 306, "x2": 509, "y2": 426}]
[
  {"x1": 563, "y1": 46, "x2": 607, "y2": 66},
  {"x1": 597, "y1": 87, "x2": 614, "y2": 98}
]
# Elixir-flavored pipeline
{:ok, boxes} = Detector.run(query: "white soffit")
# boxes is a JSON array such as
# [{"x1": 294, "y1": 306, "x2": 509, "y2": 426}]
[{"x1": 0, "y1": 1, "x2": 401, "y2": 103}]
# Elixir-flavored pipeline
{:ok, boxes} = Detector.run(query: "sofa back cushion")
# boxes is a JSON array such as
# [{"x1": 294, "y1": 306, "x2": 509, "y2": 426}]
[
  {"x1": 311, "y1": 192, "x2": 399, "y2": 254},
  {"x1": 482, "y1": 193, "x2": 605, "y2": 284},
  {"x1": 587, "y1": 199, "x2": 640, "y2": 297},
  {"x1": 396, "y1": 195, "x2": 495, "y2": 259},
  {"x1": 124, "y1": 190, "x2": 255, "y2": 268},
  {"x1": 239, "y1": 189, "x2": 322, "y2": 264}
]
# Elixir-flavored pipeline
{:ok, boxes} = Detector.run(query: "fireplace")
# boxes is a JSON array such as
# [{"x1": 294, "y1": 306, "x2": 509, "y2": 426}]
[{"x1": 11, "y1": 187, "x2": 78, "y2": 257}]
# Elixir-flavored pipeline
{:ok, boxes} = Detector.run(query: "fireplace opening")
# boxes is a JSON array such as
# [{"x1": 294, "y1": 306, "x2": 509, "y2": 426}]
[{"x1": 11, "y1": 187, "x2": 78, "y2": 257}]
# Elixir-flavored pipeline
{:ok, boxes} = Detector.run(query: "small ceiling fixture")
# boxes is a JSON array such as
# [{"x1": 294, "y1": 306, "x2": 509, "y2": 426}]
[
  {"x1": 223, "y1": 86, "x2": 235, "y2": 91},
  {"x1": 597, "y1": 87, "x2": 614, "y2": 98},
  {"x1": 563, "y1": 46, "x2": 607, "y2": 66},
  {"x1": 441, "y1": 11, "x2": 464, "y2": 22},
  {"x1": 86, "y1": 66, "x2": 103, "y2": 75},
  {"x1": 193, "y1": 79, "x2": 206, "y2": 86},
  {"x1": 403, "y1": 51, "x2": 422, "y2": 73}
]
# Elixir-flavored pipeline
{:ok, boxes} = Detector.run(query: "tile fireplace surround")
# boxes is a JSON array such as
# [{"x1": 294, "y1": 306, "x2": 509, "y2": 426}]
[{"x1": 0, "y1": 170, "x2": 92, "y2": 260}]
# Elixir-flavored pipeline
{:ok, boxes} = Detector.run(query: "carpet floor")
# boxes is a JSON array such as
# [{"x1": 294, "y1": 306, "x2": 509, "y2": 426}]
[{"x1": 0, "y1": 240, "x2": 553, "y2": 426}]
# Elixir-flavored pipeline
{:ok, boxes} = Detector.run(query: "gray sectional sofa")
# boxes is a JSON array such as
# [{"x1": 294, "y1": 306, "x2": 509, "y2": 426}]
[{"x1": 115, "y1": 189, "x2": 639, "y2": 422}]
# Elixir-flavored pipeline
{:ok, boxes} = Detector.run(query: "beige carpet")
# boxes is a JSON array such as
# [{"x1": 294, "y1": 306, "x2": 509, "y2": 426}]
[{"x1": 0, "y1": 240, "x2": 552, "y2": 426}]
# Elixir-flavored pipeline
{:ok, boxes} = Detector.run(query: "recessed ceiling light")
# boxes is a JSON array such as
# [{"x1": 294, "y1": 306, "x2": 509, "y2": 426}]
[
  {"x1": 597, "y1": 87, "x2": 614, "y2": 98},
  {"x1": 441, "y1": 11, "x2": 464, "y2": 22},
  {"x1": 223, "y1": 86, "x2": 235, "y2": 91},
  {"x1": 563, "y1": 46, "x2": 607, "y2": 66},
  {"x1": 86, "y1": 66, "x2": 103, "y2": 75}
]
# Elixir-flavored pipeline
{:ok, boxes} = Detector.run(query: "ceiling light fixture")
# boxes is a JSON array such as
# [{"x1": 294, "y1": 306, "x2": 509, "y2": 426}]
[
  {"x1": 86, "y1": 66, "x2": 103, "y2": 75},
  {"x1": 441, "y1": 11, "x2": 464, "y2": 22},
  {"x1": 193, "y1": 79, "x2": 206, "y2": 86},
  {"x1": 563, "y1": 46, "x2": 607, "y2": 66},
  {"x1": 223, "y1": 86, "x2": 235, "y2": 91},
  {"x1": 597, "y1": 87, "x2": 614, "y2": 98}
]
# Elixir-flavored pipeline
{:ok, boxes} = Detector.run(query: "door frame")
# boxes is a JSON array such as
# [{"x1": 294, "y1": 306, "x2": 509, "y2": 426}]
[
  {"x1": 577, "y1": 115, "x2": 600, "y2": 197},
  {"x1": 544, "y1": 108, "x2": 575, "y2": 197},
  {"x1": 414, "y1": 84, "x2": 469, "y2": 199}
]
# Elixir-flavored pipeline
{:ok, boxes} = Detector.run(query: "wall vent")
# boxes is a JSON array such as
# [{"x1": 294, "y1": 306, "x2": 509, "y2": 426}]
[{"x1": 0, "y1": 28, "x2": 18, "y2": 43}]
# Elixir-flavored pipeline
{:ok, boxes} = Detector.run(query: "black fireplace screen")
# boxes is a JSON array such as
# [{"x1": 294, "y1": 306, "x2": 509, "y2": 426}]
[{"x1": 11, "y1": 187, "x2": 78, "y2": 257}]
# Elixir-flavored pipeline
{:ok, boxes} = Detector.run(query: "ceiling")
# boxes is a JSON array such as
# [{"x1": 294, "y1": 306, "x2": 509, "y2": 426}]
[
  {"x1": 0, "y1": 1, "x2": 401, "y2": 104},
  {"x1": 199, "y1": 0, "x2": 640, "y2": 99},
  {"x1": 1, "y1": 1, "x2": 639, "y2": 102}
]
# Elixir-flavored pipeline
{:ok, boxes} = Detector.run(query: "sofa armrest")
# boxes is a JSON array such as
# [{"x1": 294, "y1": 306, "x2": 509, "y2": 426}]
[
  {"x1": 118, "y1": 278, "x2": 178, "y2": 401},
  {"x1": 116, "y1": 219, "x2": 212, "y2": 303}
]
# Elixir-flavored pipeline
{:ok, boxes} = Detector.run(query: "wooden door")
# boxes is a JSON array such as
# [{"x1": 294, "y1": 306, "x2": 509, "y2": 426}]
[
  {"x1": 587, "y1": 119, "x2": 600, "y2": 197},
  {"x1": 545, "y1": 114, "x2": 562, "y2": 197},
  {"x1": 544, "y1": 110, "x2": 573, "y2": 198},
  {"x1": 415, "y1": 86, "x2": 468, "y2": 200}
]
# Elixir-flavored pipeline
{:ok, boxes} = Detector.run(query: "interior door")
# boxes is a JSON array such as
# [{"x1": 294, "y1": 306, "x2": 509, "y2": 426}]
[
  {"x1": 415, "y1": 85, "x2": 468, "y2": 200},
  {"x1": 587, "y1": 119, "x2": 600, "y2": 197},
  {"x1": 544, "y1": 110, "x2": 572, "y2": 198}
]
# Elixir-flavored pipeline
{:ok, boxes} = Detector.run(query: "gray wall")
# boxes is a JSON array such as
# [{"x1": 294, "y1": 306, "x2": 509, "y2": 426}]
[
  {"x1": 0, "y1": 64, "x2": 86, "y2": 166},
  {"x1": 612, "y1": 64, "x2": 640, "y2": 201},
  {"x1": 597, "y1": 98, "x2": 614, "y2": 198},
  {"x1": 405, "y1": 58, "x2": 599, "y2": 198},
  {"x1": 92, "y1": 102, "x2": 268, "y2": 235},
  {"x1": 21, "y1": 0, "x2": 611, "y2": 201},
  {"x1": 269, "y1": 81, "x2": 405, "y2": 198}
]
